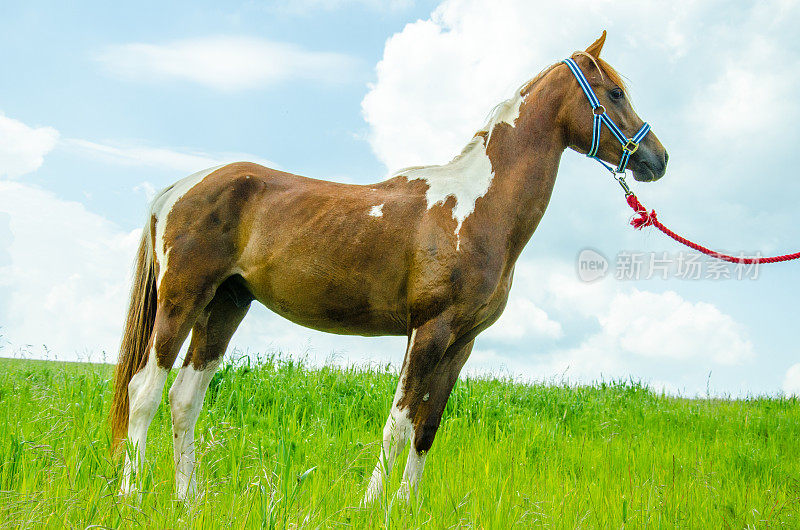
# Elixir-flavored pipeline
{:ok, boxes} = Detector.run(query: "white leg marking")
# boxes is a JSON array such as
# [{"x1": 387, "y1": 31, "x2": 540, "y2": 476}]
[
  {"x1": 151, "y1": 164, "x2": 226, "y2": 288},
  {"x1": 120, "y1": 346, "x2": 169, "y2": 495},
  {"x1": 169, "y1": 358, "x2": 221, "y2": 500},
  {"x1": 363, "y1": 329, "x2": 417, "y2": 505},
  {"x1": 398, "y1": 447, "x2": 427, "y2": 503}
]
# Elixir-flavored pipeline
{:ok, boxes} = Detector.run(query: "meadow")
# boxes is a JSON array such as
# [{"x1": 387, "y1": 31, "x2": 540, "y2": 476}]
[{"x1": 0, "y1": 354, "x2": 798, "y2": 528}]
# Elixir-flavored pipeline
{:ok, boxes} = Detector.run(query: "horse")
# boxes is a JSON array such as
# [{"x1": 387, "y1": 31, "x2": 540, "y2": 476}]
[{"x1": 109, "y1": 31, "x2": 668, "y2": 503}]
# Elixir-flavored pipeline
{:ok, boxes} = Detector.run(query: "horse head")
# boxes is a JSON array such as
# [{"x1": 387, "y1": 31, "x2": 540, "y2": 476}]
[{"x1": 559, "y1": 31, "x2": 669, "y2": 182}]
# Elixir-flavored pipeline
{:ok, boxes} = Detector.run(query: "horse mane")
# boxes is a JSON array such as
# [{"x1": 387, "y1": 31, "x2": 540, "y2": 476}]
[
  {"x1": 477, "y1": 62, "x2": 560, "y2": 139},
  {"x1": 571, "y1": 51, "x2": 628, "y2": 91},
  {"x1": 391, "y1": 62, "x2": 562, "y2": 178},
  {"x1": 390, "y1": 54, "x2": 625, "y2": 178},
  {"x1": 478, "y1": 53, "x2": 625, "y2": 142}
]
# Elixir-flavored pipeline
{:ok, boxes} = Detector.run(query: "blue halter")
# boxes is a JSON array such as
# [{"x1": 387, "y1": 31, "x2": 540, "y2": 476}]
[{"x1": 562, "y1": 57, "x2": 650, "y2": 175}]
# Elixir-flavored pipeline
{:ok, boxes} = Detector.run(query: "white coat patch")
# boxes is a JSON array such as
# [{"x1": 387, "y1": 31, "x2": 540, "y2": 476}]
[
  {"x1": 485, "y1": 95, "x2": 524, "y2": 142},
  {"x1": 151, "y1": 165, "x2": 226, "y2": 287},
  {"x1": 369, "y1": 203, "x2": 384, "y2": 217},
  {"x1": 399, "y1": 137, "x2": 494, "y2": 250},
  {"x1": 392, "y1": 86, "x2": 526, "y2": 251}
]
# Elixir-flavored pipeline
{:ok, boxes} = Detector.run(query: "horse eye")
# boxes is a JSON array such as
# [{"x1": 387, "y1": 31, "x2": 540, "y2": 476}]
[{"x1": 610, "y1": 88, "x2": 624, "y2": 100}]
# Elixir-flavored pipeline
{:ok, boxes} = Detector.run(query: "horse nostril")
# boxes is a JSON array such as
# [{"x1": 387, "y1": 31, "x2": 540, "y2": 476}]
[{"x1": 663, "y1": 151, "x2": 669, "y2": 166}]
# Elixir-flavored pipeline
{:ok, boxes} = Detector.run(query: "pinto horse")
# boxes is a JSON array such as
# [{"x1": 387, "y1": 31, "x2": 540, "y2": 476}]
[{"x1": 110, "y1": 32, "x2": 668, "y2": 502}]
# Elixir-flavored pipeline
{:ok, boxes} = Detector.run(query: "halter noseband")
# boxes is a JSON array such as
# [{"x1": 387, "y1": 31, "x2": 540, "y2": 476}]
[{"x1": 562, "y1": 57, "x2": 651, "y2": 175}]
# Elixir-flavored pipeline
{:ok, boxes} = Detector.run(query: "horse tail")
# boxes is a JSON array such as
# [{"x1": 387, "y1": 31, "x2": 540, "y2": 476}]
[{"x1": 109, "y1": 216, "x2": 158, "y2": 452}]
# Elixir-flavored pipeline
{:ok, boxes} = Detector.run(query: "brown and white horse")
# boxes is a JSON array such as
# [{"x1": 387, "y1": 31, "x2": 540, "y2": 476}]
[{"x1": 110, "y1": 32, "x2": 668, "y2": 502}]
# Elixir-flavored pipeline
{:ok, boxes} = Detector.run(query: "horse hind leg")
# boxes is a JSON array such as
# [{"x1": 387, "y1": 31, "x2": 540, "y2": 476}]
[
  {"x1": 119, "y1": 279, "x2": 219, "y2": 495},
  {"x1": 169, "y1": 278, "x2": 251, "y2": 500}
]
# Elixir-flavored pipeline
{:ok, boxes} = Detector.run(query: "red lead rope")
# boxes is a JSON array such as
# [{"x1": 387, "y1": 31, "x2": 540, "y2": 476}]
[{"x1": 624, "y1": 193, "x2": 800, "y2": 265}]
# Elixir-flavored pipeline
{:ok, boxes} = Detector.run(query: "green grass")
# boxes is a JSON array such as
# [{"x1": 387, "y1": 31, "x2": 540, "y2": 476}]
[{"x1": 0, "y1": 354, "x2": 798, "y2": 528}]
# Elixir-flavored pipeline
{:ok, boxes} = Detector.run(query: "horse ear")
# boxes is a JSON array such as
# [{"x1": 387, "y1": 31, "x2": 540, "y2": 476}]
[{"x1": 585, "y1": 30, "x2": 607, "y2": 58}]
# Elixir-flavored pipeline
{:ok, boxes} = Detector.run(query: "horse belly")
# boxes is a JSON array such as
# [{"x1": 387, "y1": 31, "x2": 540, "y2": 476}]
[{"x1": 242, "y1": 263, "x2": 407, "y2": 336}]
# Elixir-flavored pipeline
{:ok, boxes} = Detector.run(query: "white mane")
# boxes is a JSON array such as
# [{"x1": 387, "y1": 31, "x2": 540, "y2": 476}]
[
  {"x1": 390, "y1": 80, "x2": 533, "y2": 250},
  {"x1": 391, "y1": 81, "x2": 529, "y2": 180},
  {"x1": 479, "y1": 85, "x2": 527, "y2": 141}
]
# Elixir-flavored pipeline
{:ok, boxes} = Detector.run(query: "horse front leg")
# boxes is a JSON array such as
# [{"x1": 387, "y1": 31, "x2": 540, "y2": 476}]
[
  {"x1": 398, "y1": 338, "x2": 474, "y2": 502},
  {"x1": 363, "y1": 318, "x2": 455, "y2": 505}
]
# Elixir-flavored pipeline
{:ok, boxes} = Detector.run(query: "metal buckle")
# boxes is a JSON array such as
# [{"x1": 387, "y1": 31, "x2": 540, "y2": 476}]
[
  {"x1": 593, "y1": 105, "x2": 606, "y2": 116},
  {"x1": 615, "y1": 174, "x2": 633, "y2": 196},
  {"x1": 623, "y1": 138, "x2": 639, "y2": 154}
]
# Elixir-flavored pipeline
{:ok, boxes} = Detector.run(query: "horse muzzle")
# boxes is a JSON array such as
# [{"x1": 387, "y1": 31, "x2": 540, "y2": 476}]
[{"x1": 632, "y1": 146, "x2": 668, "y2": 182}]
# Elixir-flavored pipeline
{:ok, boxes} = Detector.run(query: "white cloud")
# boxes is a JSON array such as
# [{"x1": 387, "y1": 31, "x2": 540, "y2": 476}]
[
  {"x1": 0, "y1": 109, "x2": 280, "y2": 180},
  {"x1": 63, "y1": 138, "x2": 280, "y2": 174},
  {"x1": 469, "y1": 265, "x2": 753, "y2": 390},
  {"x1": 0, "y1": 181, "x2": 139, "y2": 361},
  {"x1": 133, "y1": 181, "x2": 157, "y2": 202},
  {"x1": 482, "y1": 296, "x2": 563, "y2": 342},
  {"x1": 692, "y1": 66, "x2": 788, "y2": 140},
  {"x1": 96, "y1": 36, "x2": 359, "y2": 91},
  {"x1": 602, "y1": 289, "x2": 753, "y2": 365},
  {"x1": 360, "y1": 0, "x2": 725, "y2": 172},
  {"x1": 783, "y1": 363, "x2": 800, "y2": 396},
  {"x1": 688, "y1": 37, "x2": 800, "y2": 144},
  {"x1": 360, "y1": 0, "x2": 800, "y2": 226},
  {"x1": 0, "y1": 112, "x2": 59, "y2": 179}
]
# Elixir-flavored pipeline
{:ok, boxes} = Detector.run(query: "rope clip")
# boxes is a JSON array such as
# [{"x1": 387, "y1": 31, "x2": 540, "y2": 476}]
[{"x1": 614, "y1": 173, "x2": 633, "y2": 197}]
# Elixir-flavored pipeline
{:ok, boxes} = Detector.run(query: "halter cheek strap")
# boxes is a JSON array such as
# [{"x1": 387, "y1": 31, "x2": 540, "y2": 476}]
[{"x1": 562, "y1": 57, "x2": 651, "y2": 174}]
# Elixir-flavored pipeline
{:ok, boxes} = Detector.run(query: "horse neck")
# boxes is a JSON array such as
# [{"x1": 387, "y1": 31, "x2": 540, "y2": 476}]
[{"x1": 479, "y1": 91, "x2": 567, "y2": 262}]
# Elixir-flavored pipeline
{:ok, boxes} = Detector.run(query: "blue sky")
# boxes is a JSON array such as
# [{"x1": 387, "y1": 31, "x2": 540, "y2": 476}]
[
  {"x1": 0, "y1": 1, "x2": 438, "y2": 225},
  {"x1": 1, "y1": 0, "x2": 799, "y2": 397}
]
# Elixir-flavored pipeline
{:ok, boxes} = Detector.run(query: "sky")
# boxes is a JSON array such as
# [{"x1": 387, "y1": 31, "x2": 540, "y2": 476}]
[{"x1": 1, "y1": 0, "x2": 799, "y2": 397}]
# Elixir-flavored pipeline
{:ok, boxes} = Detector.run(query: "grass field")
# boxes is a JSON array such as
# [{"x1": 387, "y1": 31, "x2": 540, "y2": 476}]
[{"x1": 0, "y1": 354, "x2": 798, "y2": 528}]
